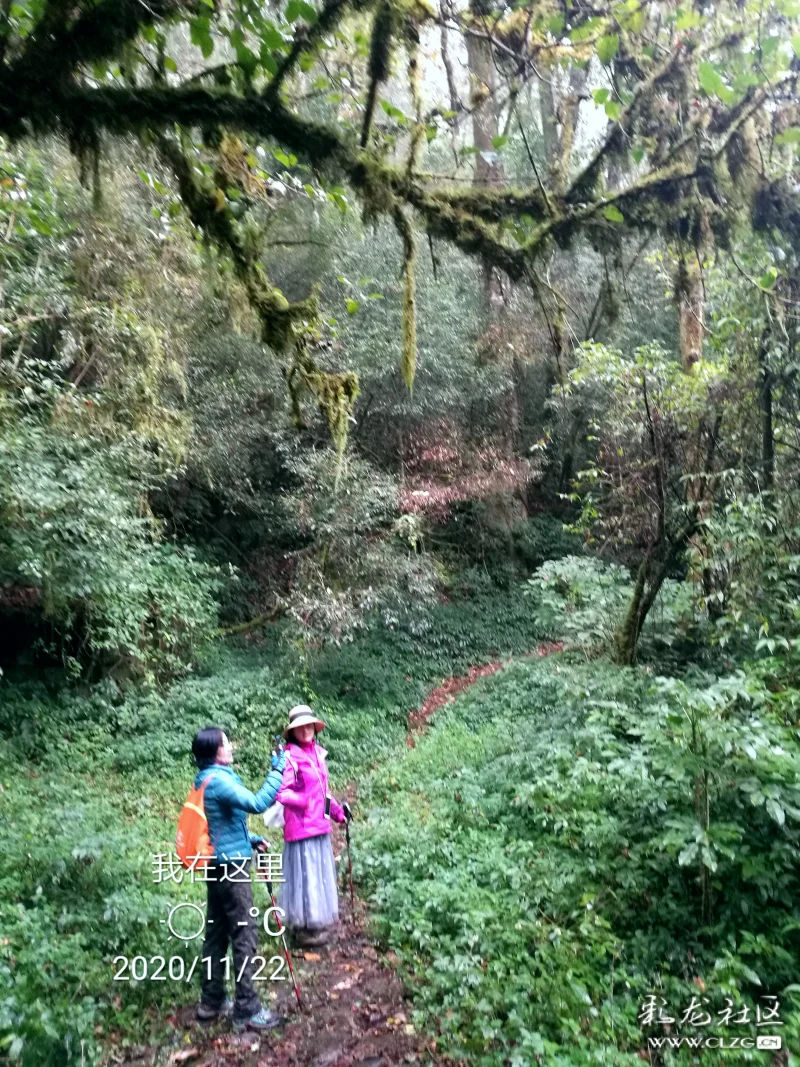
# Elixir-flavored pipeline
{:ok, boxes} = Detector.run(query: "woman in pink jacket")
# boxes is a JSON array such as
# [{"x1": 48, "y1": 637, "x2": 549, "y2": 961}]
[{"x1": 276, "y1": 705, "x2": 350, "y2": 947}]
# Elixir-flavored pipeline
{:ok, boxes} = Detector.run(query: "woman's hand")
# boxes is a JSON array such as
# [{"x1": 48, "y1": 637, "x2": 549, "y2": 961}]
[{"x1": 271, "y1": 749, "x2": 286, "y2": 772}]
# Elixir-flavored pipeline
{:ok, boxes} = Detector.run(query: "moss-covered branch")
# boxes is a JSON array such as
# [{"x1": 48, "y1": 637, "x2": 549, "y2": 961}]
[
  {"x1": 157, "y1": 134, "x2": 316, "y2": 352},
  {"x1": 286, "y1": 344, "x2": 360, "y2": 489},
  {"x1": 2, "y1": 48, "x2": 797, "y2": 284},
  {"x1": 11, "y1": 0, "x2": 191, "y2": 86}
]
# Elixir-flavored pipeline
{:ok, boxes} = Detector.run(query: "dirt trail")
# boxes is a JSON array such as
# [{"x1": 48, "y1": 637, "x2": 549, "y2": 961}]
[
  {"x1": 406, "y1": 642, "x2": 563, "y2": 745},
  {"x1": 118, "y1": 833, "x2": 433, "y2": 1067},
  {"x1": 117, "y1": 643, "x2": 562, "y2": 1067}
]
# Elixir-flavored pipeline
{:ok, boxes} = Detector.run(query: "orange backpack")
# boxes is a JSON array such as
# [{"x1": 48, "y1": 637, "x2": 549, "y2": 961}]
[{"x1": 176, "y1": 774, "x2": 216, "y2": 870}]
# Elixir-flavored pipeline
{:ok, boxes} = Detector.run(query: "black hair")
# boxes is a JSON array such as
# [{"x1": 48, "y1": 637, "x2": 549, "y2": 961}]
[{"x1": 192, "y1": 726, "x2": 225, "y2": 769}]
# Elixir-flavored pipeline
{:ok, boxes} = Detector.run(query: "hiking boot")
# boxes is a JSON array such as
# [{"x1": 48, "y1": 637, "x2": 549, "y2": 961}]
[
  {"x1": 293, "y1": 927, "x2": 330, "y2": 948},
  {"x1": 233, "y1": 1008, "x2": 283, "y2": 1032},
  {"x1": 196, "y1": 998, "x2": 233, "y2": 1022}
]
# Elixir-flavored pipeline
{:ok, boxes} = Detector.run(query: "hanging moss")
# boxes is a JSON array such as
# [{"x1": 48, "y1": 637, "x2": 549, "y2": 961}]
[
  {"x1": 252, "y1": 273, "x2": 319, "y2": 352},
  {"x1": 286, "y1": 345, "x2": 360, "y2": 488},
  {"x1": 217, "y1": 133, "x2": 268, "y2": 197},
  {"x1": 752, "y1": 179, "x2": 800, "y2": 249},
  {"x1": 393, "y1": 207, "x2": 418, "y2": 392},
  {"x1": 360, "y1": 0, "x2": 434, "y2": 149}
]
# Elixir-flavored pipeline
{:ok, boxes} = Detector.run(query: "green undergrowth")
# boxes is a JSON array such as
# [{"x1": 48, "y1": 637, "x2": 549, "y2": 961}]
[
  {"x1": 355, "y1": 656, "x2": 800, "y2": 1066},
  {"x1": 0, "y1": 586, "x2": 549, "y2": 1066}
]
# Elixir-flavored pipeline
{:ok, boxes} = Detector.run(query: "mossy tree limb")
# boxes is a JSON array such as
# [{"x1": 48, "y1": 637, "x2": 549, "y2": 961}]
[
  {"x1": 3, "y1": 0, "x2": 799, "y2": 349},
  {"x1": 6, "y1": 69, "x2": 797, "y2": 283},
  {"x1": 157, "y1": 133, "x2": 316, "y2": 353}
]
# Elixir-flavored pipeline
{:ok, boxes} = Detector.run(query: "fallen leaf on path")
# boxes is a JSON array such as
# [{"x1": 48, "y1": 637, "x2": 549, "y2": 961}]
[
  {"x1": 303, "y1": 952, "x2": 321, "y2": 961},
  {"x1": 333, "y1": 977, "x2": 354, "y2": 990},
  {"x1": 168, "y1": 1051, "x2": 199, "y2": 1064}
]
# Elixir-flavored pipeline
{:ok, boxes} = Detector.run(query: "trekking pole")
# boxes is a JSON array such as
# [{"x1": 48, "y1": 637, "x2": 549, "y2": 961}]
[
  {"x1": 259, "y1": 846, "x2": 303, "y2": 1012},
  {"x1": 342, "y1": 802, "x2": 355, "y2": 922}
]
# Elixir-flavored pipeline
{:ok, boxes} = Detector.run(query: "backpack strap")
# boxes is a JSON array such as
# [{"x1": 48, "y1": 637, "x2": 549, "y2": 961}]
[{"x1": 192, "y1": 771, "x2": 217, "y2": 808}]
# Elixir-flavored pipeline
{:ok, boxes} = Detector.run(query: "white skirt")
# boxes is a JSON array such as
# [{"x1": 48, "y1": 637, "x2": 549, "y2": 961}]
[{"x1": 279, "y1": 833, "x2": 339, "y2": 930}]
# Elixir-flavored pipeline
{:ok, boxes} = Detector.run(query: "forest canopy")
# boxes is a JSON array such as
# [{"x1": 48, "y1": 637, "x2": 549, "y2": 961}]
[{"x1": 2, "y1": 0, "x2": 799, "y2": 388}]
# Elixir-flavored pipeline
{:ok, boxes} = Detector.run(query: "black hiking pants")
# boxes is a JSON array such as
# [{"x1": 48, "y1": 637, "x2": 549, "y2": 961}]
[{"x1": 199, "y1": 859, "x2": 262, "y2": 1021}]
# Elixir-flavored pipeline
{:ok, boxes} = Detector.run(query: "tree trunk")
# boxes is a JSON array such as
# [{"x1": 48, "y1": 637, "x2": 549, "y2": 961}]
[
  {"x1": 465, "y1": 0, "x2": 505, "y2": 311},
  {"x1": 538, "y1": 62, "x2": 559, "y2": 179},
  {"x1": 538, "y1": 62, "x2": 587, "y2": 196},
  {"x1": 614, "y1": 558, "x2": 649, "y2": 666},
  {"x1": 613, "y1": 527, "x2": 695, "y2": 665},
  {"x1": 439, "y1": 0, "x2": 461, "y2": 115}
]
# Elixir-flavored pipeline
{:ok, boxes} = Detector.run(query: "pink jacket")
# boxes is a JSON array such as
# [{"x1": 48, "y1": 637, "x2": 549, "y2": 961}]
[{"x1": 276, "y1": 740, "x2": 346, "y2": 842}]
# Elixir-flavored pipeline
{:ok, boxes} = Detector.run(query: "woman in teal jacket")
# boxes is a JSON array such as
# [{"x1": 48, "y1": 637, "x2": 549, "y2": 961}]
[{"x1": 192, "y1": 727, "x2": 285, "y2": 1031}]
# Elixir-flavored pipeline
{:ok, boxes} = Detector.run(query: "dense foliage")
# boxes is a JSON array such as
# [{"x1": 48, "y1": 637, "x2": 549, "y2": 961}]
[
  {"x1": 1, "y1": 0, "x2": 800, "y2": 1064},
  {"x1": 357, "y1": 656, "x2": 800, "y2": 1065},
  {"x1": 0, "y1": 590, "x2": 552, "y2": 1064}
]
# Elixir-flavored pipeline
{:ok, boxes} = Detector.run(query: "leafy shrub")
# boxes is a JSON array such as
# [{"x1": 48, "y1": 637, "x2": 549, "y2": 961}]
[
  {"x1": 698, "y1": 488, "x2": 800, "y2": 663},
  {"x1": 277, "y1": 449, "x2": 439, "y2": 648},
  {"x1": 511, "y1": 513, "x2": 582, "y2": 571},
  {"x1": 0, "y1": 774, "x2": 204, "y2": 1067},
  {"x1": 527, "y1": 555, "x2": 693, "y2": 661},
  {"x1": 356, "y1": 657, "x2": 800, "y2": 1065},
  {"x1": 0, "y1": 424, "x2": 221, "y2": 681}
]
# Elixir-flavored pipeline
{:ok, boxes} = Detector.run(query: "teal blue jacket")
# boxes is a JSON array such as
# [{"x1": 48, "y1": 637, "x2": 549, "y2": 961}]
[{"x1": 194, "y1": 757, "x2": 285, "y2": 862}]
